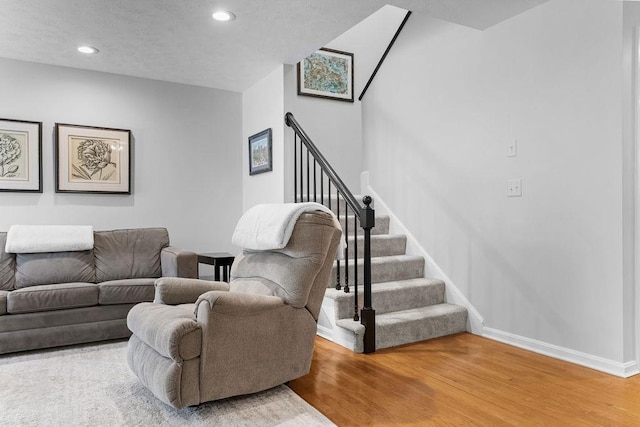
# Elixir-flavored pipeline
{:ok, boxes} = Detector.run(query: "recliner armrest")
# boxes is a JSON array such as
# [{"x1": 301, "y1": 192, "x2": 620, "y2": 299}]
[
  {"x1": 154, "y1": 277, "x2": 230, "y2": 305},
  {"x1": 195, "y1": 291, "x2": 285, "y2": 317},
  {"x1": 161, "y1": 246, "x2": 198, "y2": 278},
  {"x1": 127, "y1": 302, "x2": 202, "y2": 362}
]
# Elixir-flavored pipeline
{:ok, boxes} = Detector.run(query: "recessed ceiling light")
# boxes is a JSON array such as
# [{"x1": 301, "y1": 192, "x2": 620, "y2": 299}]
[
  {"x1": 77, "y1": 46, "x2": 99, "y2": 54},
  {"x1": 212, "y1": 11, "x2": 235, "y2": 21}
]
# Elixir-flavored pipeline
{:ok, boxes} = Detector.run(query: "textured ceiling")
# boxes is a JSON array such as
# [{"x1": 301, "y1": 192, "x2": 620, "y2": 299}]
[{"x1": 0, "y1": 0, "x2": 547, "y2": 92}]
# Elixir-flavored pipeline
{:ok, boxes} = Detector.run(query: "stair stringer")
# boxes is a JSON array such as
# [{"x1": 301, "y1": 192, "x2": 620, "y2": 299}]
[{"x1": 362, "y1": 173, "x2": 485, "y2": 334}]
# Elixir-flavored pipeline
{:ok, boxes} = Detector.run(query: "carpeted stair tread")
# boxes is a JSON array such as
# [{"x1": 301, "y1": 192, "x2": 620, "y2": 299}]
[
  {"x1": 325, "y1": 278, "x2": 445, "y2": 319},
  {"x1": 344, "y1": 234, "x2": 406, "y2": 258},
  {"x1": 336, "y1": 303, "x2": 468, "y2": 352},
  {"x1": 329, "y1": 255, "x2": 424, "y2": 287}
]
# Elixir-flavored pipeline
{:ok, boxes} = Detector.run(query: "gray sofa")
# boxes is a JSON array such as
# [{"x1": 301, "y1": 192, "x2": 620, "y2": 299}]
[{"x1": 0, "y1": 228, "x2": 197, "y2": 354}]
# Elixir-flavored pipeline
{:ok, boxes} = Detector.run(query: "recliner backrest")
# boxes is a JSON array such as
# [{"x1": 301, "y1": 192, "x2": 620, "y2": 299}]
[{"x1": 229, "y1": 211, "x2": 340, "y2": 319}]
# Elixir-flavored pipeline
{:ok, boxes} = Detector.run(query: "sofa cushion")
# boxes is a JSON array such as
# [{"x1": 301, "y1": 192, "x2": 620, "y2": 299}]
[
  {"x1": 98, "y1": 278, "x2": 156, "y2": 305},
  {"x1": 0, "y1": 233, "x2": 16, "y2": 291},
  {"x1": 15, "y1": 251, "x2": 95, "y2": 289},
  {"x1": 94, "y1": 228, "x2": 169, "y2": 282},
  {"x1": 0, "y1": 290, "x2": 8, "y2": 315},
  {"x1": 7, "y1": 283, "x2": 99, "y2": 314}
]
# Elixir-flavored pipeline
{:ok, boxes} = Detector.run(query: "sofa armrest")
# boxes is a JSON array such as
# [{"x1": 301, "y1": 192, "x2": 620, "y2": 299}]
[
  {"x1": 155, "y1": 277, "x2": 230, "y2": 305},
  {"x1": 161, "y1": 246, "x2": 198, "y2": 278}
]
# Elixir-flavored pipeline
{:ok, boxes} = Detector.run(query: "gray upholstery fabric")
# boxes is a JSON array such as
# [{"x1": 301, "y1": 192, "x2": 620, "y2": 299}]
[
  {"x1": 0, "y1": 304, "x2": 134, "y2": 333},
  {"x1": 15, "y1": 251, "x2": 95, "y2": 289},
  {"x1": 230, "y1": 212, "x2": 340, "y2": 310},
  {"x1": 0, "y1": 227, "x2": 193, "y2": 355},
  {"x1": 7, "y1": 283, "x2": 99, "y2": 314},
  {"x1": 127, "y1": 302, "x2": 201, "y2": 361},
  {"x1": 94, "y1": 228, "x2": 169, "y2": 282},
  {"x1": 127, "y1": 335, "x2": 200, "y2": 408},
  {"x1": 154, "y1": 277, "x2": 229, "y2": 305},
  {"x1": 0, "y1": 290, "x2": 8, "y2": 315},
  {"x1": 0, "y1": 318, "x2": 130, "y2": 354},
  {"x1": 126, "y1": 211, "x2": 341, "y2": 408},
  {"x1": 0, "y1": 233, "x2": 15, "y2": 291},
  {"x1": 98, "y1": 278, "x2": 155, "y2": 305},
  {"x1": 195, "y1": 292, "x2": 318, "y2": 402},
  {"x1": 161, "y1": 247, "x2": 198, "y2": 279}
]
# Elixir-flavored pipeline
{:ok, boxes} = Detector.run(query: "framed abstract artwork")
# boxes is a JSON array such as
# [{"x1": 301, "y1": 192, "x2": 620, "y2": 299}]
[
  {"x1": 55, "y1": 123, "x2": 131, "y2": 194},
  {"x1": 0, "y1": 118, "x2": 42, "y2": 193},
  {"x1": 297, "y1": 48, "x2": 354, "y2": 102},
  {"x1": 248, "y1": 128, "x2": 272, "y2": 175}
]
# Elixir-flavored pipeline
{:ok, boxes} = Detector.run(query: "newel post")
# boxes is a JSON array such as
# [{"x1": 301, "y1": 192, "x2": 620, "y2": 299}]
[{"x1": 360, "y1": 196, "x2": 376, "y2": 354}]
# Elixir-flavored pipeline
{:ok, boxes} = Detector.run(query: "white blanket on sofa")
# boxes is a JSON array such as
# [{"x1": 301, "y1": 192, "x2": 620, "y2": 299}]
[
  {"x1": 232, "y1": 202, "x2": 343, "y2": 254},
  {"x1": 5, "y1": 225, "x2": 94, "y2": 254}
]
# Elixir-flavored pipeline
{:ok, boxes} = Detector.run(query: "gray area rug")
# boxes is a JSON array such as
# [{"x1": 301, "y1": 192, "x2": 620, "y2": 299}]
[{"x1": 0, "y1": 340, "x2": 334, "y2": 426}]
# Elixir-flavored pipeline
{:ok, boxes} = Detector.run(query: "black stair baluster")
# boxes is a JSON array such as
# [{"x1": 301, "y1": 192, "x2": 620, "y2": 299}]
[
  {"x1": 320, "y1": 170, "x2": 324, "y2": 206},
  {"x1": 299, "y1": 137, "x2": 303, "y2": 203},
  {"x1": 294, "y1": 134, "x2": 298, "y2": 202},
  {"x1": 307, "y1": 150, "x2": 311, "y2": 202},
  {"x1": 353, "y1": 214, "x2": 359, "y2": 321},
  {"x1": 343, "y1": 198, "x2": 349, "y2": 294},
  {"x1": 335, "y1": 191, "x2": 341, "y2": 290}
]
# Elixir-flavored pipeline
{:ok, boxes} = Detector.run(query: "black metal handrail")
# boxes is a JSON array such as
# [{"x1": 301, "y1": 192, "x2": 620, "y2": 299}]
[{"x1": 285, "y1": 112, "x2": 376, "y2": 353}]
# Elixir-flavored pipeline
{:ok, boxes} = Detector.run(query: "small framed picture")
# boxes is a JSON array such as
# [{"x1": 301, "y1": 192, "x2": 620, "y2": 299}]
[
  {"x1": 297, "y1": 48, "x2": 354, "y2": 102},
  {"x1": 55, "y1": 123, "x2": 131, "y2": 194},
  {"x1": 0, "y1": 118, "x2": 42, "y2": 193},
  {"x1": 248, "y1": 128, "x2": 272, "y2": 176}
]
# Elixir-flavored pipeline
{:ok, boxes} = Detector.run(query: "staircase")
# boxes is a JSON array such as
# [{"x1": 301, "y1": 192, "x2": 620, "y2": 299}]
[
  {"x1": 286, "y1": 112, "x2": 468, "y2": 353},
  {"x1": 317, "y1": 206, "x2": 468, "y2": 353}
]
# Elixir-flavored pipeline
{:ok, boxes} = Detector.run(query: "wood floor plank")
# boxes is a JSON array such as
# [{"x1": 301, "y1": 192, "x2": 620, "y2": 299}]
[{"x1": 288, "y1": 333, "x2": 640, "y2": 426}]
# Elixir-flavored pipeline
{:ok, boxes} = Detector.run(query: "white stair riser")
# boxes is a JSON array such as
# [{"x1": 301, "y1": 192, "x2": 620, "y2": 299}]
[
  {"x1": 343, "y1": 234, "x2": 406, "y2": 258},
  {"x1": 337, "y1": 216, "x2": 389, "y2": 236}
]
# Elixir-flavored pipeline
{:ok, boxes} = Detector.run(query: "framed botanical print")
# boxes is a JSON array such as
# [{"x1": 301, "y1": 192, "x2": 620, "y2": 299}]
[
  {"x1": 55, "y1": 123, "x2": 131, "y2": 194},
  {"x1": 0, "y1": 118, "x2": 42, "y2": 192}
]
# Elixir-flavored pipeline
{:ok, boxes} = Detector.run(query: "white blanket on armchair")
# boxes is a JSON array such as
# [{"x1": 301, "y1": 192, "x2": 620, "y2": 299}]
[
  {"x1": 232, "y1": 202, "x2": 343, "y2": 253},
  {"x1": 5, "y1": 225, "x2": 94, "y2": 254}
]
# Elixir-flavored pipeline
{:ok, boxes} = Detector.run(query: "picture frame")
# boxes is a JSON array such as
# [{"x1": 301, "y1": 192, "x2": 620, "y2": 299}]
[
  {"x1": 0, "y1": 118, "x2": 42, "y2": 193},
  {"x1": 55, "y1": 123, "x2": 131, "y2": 194},
  {"x1": 297, "y1": 47, "x2": 354, "y2": 102},
  {"x1": 248, "y1": 128, "x2": 272, "y2": 176}
]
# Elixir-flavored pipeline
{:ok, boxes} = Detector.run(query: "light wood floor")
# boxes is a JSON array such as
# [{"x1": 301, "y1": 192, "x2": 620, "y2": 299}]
[{"x1": 288, "y1": 333, "x2": 640, "y2": 426}]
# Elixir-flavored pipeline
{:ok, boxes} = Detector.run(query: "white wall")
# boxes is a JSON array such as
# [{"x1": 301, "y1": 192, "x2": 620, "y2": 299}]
[
  {"x1": 363, "y1": 0, "x2": 629, "y2": 364},
  {"x1": 283, "y1": 65, "x2": 362, "y2": 193},
  {"x1": 0, "y1": 58, "x2": 243, "y2": 253},
  {"x1": 282, "y1": 5, "x2": 408, "y2": 195},
  {"x1": 622, "y1": 0, "x2": 640, "y2": 367},
  {"x1": 242, "y1": 65, "x2": 285, "y2": 210}
]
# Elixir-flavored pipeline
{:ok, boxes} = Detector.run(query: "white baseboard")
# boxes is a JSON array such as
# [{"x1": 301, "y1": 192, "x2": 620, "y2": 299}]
[
  {"x1": 361, "y1": 172, "x2": 484, "y2": 334},
  {"x1": 361, "y1": 171, "x2": 638, "y2": 377},
  {"x1": 483, "y1": 327, "x2": 639, "y2": 378}
]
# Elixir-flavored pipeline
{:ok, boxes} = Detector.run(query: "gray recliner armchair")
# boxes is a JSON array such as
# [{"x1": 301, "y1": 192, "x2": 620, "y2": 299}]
[{"x1": 126, "y1": 207, "x2": 341, "y2": 409}]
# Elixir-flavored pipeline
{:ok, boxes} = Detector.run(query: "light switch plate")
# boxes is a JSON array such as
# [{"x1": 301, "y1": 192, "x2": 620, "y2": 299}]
[
  {"x1": 508, "y1": 140, "x2": 517, "y2": 157},
  {"x1": 508, "y1": 179, "x2": 522, "y2": 197}
]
